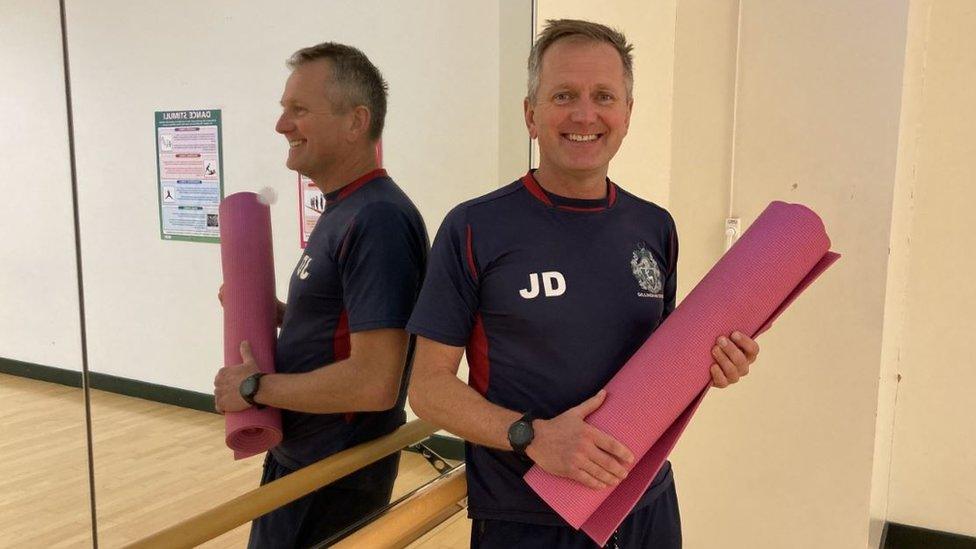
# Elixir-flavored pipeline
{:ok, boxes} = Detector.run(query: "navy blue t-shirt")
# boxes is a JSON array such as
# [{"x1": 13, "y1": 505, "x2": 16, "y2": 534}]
[
  {"x1": 407, "y1": 171, "x2": 678, "y2": 525},
  {"x1": 271, "y1": 169, "x2": 428, "y2": 470}
]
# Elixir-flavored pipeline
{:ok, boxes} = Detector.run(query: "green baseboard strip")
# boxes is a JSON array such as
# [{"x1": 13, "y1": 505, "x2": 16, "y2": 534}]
[
  {"x1": 87, "y1": 371, "x2": 216, "y2": 413},
  {"x1": 0, "y1": 357, "x2": 83, "y2": 387},
  {"x1": 0, "y1": 357, "x2": 215, "y2": 413},
  {"x1": 884, "y1": 522, "x2": 976, "y2": 549}
]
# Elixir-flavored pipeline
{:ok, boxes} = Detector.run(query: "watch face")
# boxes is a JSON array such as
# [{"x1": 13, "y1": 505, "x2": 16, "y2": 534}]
[
  {"x1": 510, "y1": 421, "x2": 532, "y2": 446},
  {"x1": 240, "y1": 376, "x2": 257, "y2": 398}
]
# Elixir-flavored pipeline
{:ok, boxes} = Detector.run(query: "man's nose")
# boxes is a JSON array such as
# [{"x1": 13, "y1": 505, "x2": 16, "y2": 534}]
[
  {"x1": 275, "y1": 112, "x2": 292, "y2": 134},
  {"x1": 569, "y1": 99, "x2": 598, "y2": 124}
]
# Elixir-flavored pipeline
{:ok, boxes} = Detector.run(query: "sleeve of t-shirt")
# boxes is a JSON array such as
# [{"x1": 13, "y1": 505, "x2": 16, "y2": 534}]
[
  {"x1": 406, "y1": 206, "x2": 479, "y2": 347},
  {"x1": 338, "y1": 201, "x2": 426, "y2": 333},
  {"x1": 661, "y1": 212, "x2": 679, "y2": 321}
]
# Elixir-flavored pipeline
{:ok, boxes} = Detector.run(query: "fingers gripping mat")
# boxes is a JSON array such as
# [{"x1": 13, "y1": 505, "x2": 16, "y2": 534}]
[{"x1": 524, "y1": 201, "x2": 840, "y2": 545}]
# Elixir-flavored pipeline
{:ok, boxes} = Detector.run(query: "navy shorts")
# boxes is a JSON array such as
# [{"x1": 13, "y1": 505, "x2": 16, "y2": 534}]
[
  {"x1": 470, "y1": 478, "x2": 681, "y2": 549},
  {"x1": 247, "y1": 451, "x2": 400, "y2": 549}
]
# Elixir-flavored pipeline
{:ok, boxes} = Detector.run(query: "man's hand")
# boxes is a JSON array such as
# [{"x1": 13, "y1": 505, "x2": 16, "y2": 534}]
[
  {"x1": 525, "y1": 389, "x2": 634, "y2": 490},
  {"x1": 213, "y1": 341, "x2": 260, "y2": 413},
  {"x1": 218, "y1": 283, "x2": 286, "y2": 327},
  {"x1": 710, "y1": 331, "x2": 760, "y2": 388}
]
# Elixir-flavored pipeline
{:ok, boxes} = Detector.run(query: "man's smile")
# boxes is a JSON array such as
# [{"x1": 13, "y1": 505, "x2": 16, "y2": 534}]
[{"x1": 564, "y1": 133, "x2": 601, "y2": 142}]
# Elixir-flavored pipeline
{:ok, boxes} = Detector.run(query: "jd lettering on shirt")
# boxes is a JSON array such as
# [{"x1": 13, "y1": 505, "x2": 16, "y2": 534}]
[{"x1": 519, "y1": 271, "x2": 566, "y2": 299}]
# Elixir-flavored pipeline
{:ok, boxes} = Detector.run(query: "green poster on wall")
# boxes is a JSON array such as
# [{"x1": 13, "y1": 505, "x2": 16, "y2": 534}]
[{"x1": 154, "y1": 109, "x2": 224, "y2": 243}]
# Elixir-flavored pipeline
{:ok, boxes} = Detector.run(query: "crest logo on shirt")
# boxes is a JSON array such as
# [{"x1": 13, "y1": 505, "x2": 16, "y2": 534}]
[
  {"x1": 296, "y1": 255, "x2": 312, "y2": 280},
  {"x1": 631, "y1": 243, "x2": 663, "y2": 298}
]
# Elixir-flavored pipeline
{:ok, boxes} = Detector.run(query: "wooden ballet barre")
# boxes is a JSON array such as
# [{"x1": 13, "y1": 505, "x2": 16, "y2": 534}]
[
  {"x1": 332, "y1": 464, "x2": 467, "y2": 549},
  {"x1": 126, "y1": 419, "x2": 437, "y2": 549}
]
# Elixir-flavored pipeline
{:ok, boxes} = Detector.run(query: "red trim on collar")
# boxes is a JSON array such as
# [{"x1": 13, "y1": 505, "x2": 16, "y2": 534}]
[
  {"x1": 519, "y1": 171, "x2": 617, "y2": 211},
  {"x1": 520, "y1": 171, "x2": 553, "y2": 206},
  {"x1": 335, "y1": 168, "x2": 388, "y2": 201}
]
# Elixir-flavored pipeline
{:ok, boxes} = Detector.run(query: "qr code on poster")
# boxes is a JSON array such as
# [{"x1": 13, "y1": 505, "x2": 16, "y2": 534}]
[{"x1": 207, "y1": 214, "x2": 219, "y2": 227}]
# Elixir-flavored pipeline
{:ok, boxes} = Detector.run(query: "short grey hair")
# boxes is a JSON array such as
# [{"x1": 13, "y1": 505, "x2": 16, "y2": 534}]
[
  {"x1": 527, "y1": 19, "x2": 634, "y2": 104},
  {"x1": 287, "y1": 42, "x2": 388, "y2": 140}
]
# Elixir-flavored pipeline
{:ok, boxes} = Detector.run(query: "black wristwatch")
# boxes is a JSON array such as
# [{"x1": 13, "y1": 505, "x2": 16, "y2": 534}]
[
  {"x1": 507, "y1": 413, "x2": 535, "y2": 458},
  {"x1": 239, "y1": 372, "x2": 266, "y2": 409}
]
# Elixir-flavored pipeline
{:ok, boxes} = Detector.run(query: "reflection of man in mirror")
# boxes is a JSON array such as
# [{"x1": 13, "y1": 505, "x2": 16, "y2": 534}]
[
  {"x1": 212, "y1": 42, "x2": 428, "y2": 548},
  {"x1": 407, "y1": 20, "x2": 760, "y2": 547}
]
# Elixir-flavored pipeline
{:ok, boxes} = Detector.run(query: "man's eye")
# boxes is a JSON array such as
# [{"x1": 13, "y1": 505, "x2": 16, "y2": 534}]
[
  {"x1": 553, "y1": 92, "x2": 572, "y2": 103},
  {"x1": 597, "y1": 93, "x2": 614, "y2": 103}
]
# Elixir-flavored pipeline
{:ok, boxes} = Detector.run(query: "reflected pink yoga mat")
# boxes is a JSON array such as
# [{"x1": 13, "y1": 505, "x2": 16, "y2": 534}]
[
  {"x1": 524, "y1": 201, "x2": 840, "y2": 545},
  {"x1": 219, "y1": 192, "x2": 282, "y2": 460}
]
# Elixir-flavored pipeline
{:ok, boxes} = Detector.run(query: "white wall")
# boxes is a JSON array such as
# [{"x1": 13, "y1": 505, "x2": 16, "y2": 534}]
[
  {"x1": 0, "y1": 0, "x2": 82, "y2": 371},
  {"x1": 63, "y1": 1, "x2": 529, "y2": 392}
]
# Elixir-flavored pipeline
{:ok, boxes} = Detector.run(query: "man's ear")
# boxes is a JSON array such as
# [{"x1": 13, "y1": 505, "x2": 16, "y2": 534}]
[
  {"x1": 347, "y1": 105, "x2": 371, "y2": 142},
  {"x1": 624, "y1": 97, "x2": 634, "y2": 130},
  {"x1": 524, "y1": 97, "x2": 538, "y2": 140}
]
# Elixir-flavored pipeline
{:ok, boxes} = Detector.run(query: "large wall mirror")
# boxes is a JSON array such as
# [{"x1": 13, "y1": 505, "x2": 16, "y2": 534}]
[
  {"x1": 1, "y1": 0, "x2": 532, "y2": 546},
  {"x1": 0, "y1": 0, "x2": 94, "y2": 546}
]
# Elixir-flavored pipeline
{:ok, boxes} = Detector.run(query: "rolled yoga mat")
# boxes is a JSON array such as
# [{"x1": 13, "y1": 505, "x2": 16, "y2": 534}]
[
  {"x1": 219, "y1": 192, "x2": 282, "y2": 460},
  {"x1": 524, "y1": 201, "x2": 841, "y2": 545}
]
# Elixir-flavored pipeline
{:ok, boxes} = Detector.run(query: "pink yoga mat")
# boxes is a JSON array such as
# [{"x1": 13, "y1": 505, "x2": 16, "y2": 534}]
[
  {"x1": 524, "y1": 201, "x2": 840, "y2": 545},
  {"x1": 219, "y1": 192, "x2": 282, "y2": 460}
]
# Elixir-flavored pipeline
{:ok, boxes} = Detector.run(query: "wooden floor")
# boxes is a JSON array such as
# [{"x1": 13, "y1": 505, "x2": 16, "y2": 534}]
[
  {"x1": 0, "y1": 373, "x2": 93, "y2": 548},
  {"x1": 0, "y1": 374, "x2": 471, "y2": 548}
]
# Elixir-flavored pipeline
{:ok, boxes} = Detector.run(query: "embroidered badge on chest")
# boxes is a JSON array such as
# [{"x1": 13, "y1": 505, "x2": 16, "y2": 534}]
[{"x1": 631, "y1": 243, "x2": 663, "y2": 298}]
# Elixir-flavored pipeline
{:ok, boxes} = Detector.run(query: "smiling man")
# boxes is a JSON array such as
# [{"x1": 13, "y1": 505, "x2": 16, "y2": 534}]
[
  {"x1": 407, "y1": 20, "x2": 759, "y2": 548},
  {"x1": 213, "y1": 43, "x2": 427, "y2": 548}
]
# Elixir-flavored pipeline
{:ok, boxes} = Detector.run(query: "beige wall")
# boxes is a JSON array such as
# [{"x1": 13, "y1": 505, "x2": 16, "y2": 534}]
[
  {"x1": 668, "y1": 0, "x2": 739, "y2": 296},
  {"x1": 869, "y1": 0, "x2": 931, "y2": 544},
  {"x1": 674, "y1": 2, "x2": 910, "y2": 548},
  {"x1": 884, "y1": 0, "x2": 976, "y2": 537}
]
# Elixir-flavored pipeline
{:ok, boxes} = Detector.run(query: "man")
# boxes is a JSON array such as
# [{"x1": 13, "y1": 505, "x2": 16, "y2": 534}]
[
  {"x1": 213, "y1": 43, "x2": 428, "y2": 548},
  {"x1": 407, "y1": 20, "x2": 759, "y2": 548}
]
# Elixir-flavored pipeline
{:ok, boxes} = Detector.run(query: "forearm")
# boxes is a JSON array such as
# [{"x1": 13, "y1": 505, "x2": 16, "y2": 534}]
[
  {"x1": 410, "y1": 370, "x2": 521, "y2": 451},
  {"x1": 255, "y1": 355, "x2": 400, "y2": 414}
]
